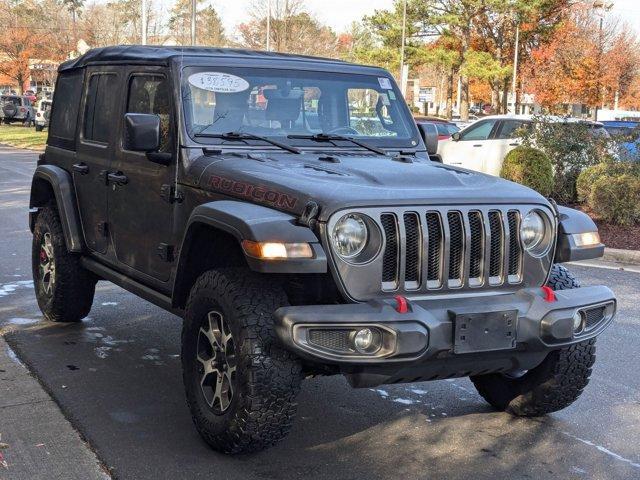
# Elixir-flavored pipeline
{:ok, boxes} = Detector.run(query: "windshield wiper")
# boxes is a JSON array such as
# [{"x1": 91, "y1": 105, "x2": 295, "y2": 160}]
[
  {"x1": 194, "y1": 131, "x2": 301, "y2": 154},
  {"x1": 287, "y1": 133, "x2": 386, "y2": 156}
]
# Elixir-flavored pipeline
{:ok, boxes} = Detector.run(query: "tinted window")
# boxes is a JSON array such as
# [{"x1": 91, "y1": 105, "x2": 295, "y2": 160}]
[
  {"x1": 49, "y1": 71, "x2": 83, "y2": 149},
  {"x1": 127, "y1": 75, "x2": 173, "y2": 152},
  {"x1": 459, "y1": 120, "x2": 497, "y2": 141},
  {"x1": 83, "y1": 73, "x2": 119, "y2": 143},
  {"x1": 495, "y1": 120, "x2": 530, "y2": 139}
]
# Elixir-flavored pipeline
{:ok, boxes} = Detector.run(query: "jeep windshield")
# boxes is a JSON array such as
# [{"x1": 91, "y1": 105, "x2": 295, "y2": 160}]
[{"x1": 181, "y1": 66, "x2": 420, "y2": 150}]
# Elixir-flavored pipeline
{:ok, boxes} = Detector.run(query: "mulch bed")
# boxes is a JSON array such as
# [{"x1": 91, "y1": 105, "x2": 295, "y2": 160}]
[{"x1": 563, "y1": 203, "x2": 640, "y2": 251}]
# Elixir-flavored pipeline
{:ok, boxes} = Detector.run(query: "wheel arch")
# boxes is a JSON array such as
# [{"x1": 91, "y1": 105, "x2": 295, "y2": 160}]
[
  {"x1": 30, "y1": 165, "x2": 84, "y2": 252},
  {"x1": 171, "y1": 201, "x2": 327, "y2": 310}
]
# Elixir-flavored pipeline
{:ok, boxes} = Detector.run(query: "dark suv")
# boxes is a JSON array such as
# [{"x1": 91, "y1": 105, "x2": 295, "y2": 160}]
[{"x1": 30, "y1": 46, "x2": 615, "y2": 454}]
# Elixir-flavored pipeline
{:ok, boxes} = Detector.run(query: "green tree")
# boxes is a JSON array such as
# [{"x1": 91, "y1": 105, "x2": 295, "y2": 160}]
[{"x1": 168, "y1": 0, "x2": 226, "y2": 46}]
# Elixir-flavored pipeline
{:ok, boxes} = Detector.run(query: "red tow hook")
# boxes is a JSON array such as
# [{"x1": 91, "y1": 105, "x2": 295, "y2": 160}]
[
  {"x1": 541, "y1": 286, "x2": 556, "y2": 302},
  {"x1": 394, "y1": 295, "x2": 409, "y2": 313}
]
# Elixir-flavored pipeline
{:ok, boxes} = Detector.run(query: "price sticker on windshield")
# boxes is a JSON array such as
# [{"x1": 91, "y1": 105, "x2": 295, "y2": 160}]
[{"x1": 188, "y1": 72, "x2": 250, "y2": 93}]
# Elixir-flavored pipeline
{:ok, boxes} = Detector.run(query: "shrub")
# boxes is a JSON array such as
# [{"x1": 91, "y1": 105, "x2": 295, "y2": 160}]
[
  {"x1": 577, "y1": 161, "x2": 640, "y2": 202},
  {"x1": 500, "y1": 146, "x2": 554, "y2": 197},
  {"x1": 589, "y1": 174, "x2": 640, "y2": 225}
]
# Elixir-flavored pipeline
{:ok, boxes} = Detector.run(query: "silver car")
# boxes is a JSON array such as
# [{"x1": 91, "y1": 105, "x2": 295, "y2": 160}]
[{"x1": 0, "y1": 95, "x2": 35, "y2": 125}]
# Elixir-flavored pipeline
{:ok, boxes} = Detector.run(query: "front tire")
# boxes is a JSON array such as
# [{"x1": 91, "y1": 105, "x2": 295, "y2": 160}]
[
  {"x1": 470, "y1": 265, "x2": 595, "y2": 416},
  {"x1": 32, "y1": 205, "x2": 96, "y2": 322},
  {"x1": 182, "y1": 268, "x2": 302, "y2": 454},
  {"x1": 35, "y1": 124, "x2": 43, "y2": 132}
]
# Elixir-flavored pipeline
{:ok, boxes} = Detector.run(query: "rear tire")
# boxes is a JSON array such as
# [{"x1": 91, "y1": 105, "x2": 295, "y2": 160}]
[
  {"x1": 181, "y1": 268, "x2": 302, "y2": 454},
  {"x1": 35, "y1": 124, "x2": 43, "y2": 132},
  {"x1": 470, "y1": 265, "x2": 595, "y2": 416},
  {"x1": 32, "y1": 205, "x2": 96, "y2": 322}
]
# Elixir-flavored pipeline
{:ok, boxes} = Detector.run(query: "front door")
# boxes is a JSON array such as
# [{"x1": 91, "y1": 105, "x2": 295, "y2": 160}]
[
  {"x1": 440, "y1": 118, "x2": 499, "y2": 173},
  {"x1": 108, "y1": 69, "x2": 177, "y2": 282},
  {"x1": 74, "y1": 67, "x2": 122, "y2": 254}
]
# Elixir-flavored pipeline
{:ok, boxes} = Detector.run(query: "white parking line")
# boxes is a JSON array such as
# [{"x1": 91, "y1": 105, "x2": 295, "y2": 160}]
[{"x1": 568, "y1": 261, "x2": 640, "y2": 274}]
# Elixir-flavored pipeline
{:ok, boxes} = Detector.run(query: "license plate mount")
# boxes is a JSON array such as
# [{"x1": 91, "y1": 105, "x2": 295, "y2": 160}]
[{"x1": 453, "y1": 310, "x2": 518, "y2": 354}]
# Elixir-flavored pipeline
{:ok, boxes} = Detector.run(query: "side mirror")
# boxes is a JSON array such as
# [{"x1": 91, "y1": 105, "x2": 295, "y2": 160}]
[
  {"x1": 451, "y1": 132, "x2": 461, "y2": 141},
  {"x1": 417, "y1": 122, "x2": 439, "y2": 155},
  {"x1": 124, "y1": 113, "x2": 160, "y2": 152}
]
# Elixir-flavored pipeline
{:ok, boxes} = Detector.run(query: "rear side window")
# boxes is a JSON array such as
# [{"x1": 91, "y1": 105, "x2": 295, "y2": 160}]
[
  {"x1": 49, "y1": 71, "x2": 83, "y2": 150},
  {"x1": 495, "y1": 120, "x2": 530, "y2": 139},
  {"x1": 83, "y1": 73, "x2": 119, "y2": 143}
]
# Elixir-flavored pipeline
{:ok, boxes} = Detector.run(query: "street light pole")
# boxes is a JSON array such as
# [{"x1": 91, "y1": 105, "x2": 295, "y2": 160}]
[
  {"x1": 141, "y1": 0, "x2": 147, "y2": 45},
  {"x1": 266, "y1": 0, "x2": 271, "y2": 51},
  {"x1": 190, "y1": 0, "x2": 197, "y2": 46},
  {"x1": 399, "y1": 0, "x2": 407, "y2": 95}
]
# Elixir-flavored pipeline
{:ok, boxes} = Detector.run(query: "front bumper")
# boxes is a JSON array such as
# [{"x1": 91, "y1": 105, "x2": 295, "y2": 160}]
[{"x1": 274, "y1": 286, "x2": 616, "y2": 387}]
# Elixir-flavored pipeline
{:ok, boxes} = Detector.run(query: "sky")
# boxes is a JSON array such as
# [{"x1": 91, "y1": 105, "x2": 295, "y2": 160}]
[{"x1": 209, "y1": 0, "x2": 640, "y2": 35}]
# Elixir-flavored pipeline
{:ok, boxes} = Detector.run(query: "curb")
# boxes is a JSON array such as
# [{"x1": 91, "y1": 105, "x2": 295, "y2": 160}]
[{"x1": 602, "y1": 248, "x2": 640, "y2": 265}]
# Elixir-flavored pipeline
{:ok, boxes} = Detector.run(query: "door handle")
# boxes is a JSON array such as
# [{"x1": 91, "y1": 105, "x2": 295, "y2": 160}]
[
  {"x1": 72, "y1": 163, "x2": 89, "y2": 175},
  {"x1": 107, "y1": 172, "x2": 128, "y2": 185},
  {"x1": 508, "y1": 142, "x2": 519, "y2": 146},
  {"x1": 472, "y1": 144, "x2": 483, "y2": 147}
]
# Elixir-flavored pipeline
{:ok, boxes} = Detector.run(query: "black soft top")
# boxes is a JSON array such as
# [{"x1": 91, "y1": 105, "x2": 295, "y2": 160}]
[{"x1": 59, "y1": 45, "x2": 361, "y2": 73}]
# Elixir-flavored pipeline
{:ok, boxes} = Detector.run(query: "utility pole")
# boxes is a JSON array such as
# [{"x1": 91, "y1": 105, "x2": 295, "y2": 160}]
[
  {"x1": 399, "y1": 0, "x2": 407, "y2": 95},
  {"x1": 141, "y1": 0, "x2": 147, "y2": 45},
  {"x1": 190, "y1": 0, "x2": 197, "y2": 46},
  {"x1": 266, "y1": 0, "x2": 271, "y2": 51},
  {"x1": 511, "y1": 23, "x2": 520, "y2": 114},
  {"x1": 592, "y1": 1, "x2": 613, "y2": 120}
]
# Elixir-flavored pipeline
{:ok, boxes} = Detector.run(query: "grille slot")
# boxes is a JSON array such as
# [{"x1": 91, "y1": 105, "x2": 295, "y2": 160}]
[
  {"x1": 447, "y1": 212, "x2": 464, "y2": 284},
  {"x1": 425, "y1": 212, "x2": 443, "y2": 284},
  {"x1": 308, "y1": 329, "x2": 351, "y2": 352},
  {"x1": 380, "y1": 214, "x2": 399, "y2": 287},
  {"x1": 468, "y1": 211, "x2": 484, "y2": 282},
  {"x1": 488, "y1": 211, "x2": 503, "y2": 280},
  {"x1": 403, "y1": 213, "x2": 421, "y2": 287},
  {"x1": 507, "y1": 211, "x2": 522, "y2": 278},
  {"x1": 584, "y1": 306, "x2": 606, "y2": 330}
]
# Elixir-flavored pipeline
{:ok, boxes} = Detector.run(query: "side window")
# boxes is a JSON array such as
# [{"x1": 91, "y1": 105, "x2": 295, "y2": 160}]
[
  {"x1": 127, "y1": 75, "x2": 172, "y2": 152},
  {"x1": 83, "y1": 73, "x2": 119, "y2": 143},
  {"x1": 49, "y1": 71, "x2": 83, "y2": 150},
  {"x1": 459, "y1": 120, "x2": 497, "y2": 141},
  {"x1": 495, "y1": 120, "x2": 530, "y2": 139}
]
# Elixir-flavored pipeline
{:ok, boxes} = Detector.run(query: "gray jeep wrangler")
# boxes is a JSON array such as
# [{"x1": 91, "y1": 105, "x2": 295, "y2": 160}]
[{"x1": 29, "y1": 46, "x2": 615, "y2": 454}]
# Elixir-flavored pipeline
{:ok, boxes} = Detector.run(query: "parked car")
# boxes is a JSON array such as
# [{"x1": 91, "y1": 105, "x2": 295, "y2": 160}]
[
  {"x1": 414, "y1": 116, "x2": 460, "y2": 140},
  {"x1": 438, "y1": 114, "x2": 609, "y2": 176},
  {"x1": 34, "y1": 98, "x2": 53, "y2": 131},
  {"x1": 30, "y1": 46, "x2": 614, "y2": 455},
  {"x1": 601, "y1": 120, "x2": 639, "y2": 161},
  {"x1": 0, "y1": 95, "x2": 35, "y2": 125}
]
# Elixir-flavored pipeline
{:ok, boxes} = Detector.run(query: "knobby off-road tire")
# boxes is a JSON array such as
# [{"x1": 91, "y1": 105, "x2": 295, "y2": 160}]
[
  {"x1": 182, "y1": 268, "x2": 302, "y2": 454},
  {"x1": 35, "y1": 124, "x2": 44, "y2": 132},
  {"x1": 470, "y1": 264, "x2": 596, "y2": 417},
  {"x1": 32, "y1": 205, "x2": 96, "y2": 322}
]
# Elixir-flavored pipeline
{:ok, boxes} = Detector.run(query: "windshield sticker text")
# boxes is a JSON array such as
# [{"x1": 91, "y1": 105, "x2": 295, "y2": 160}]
[
  {"x1": 188, "y1": 72, "x2": 250, "y2": 93},
  {"x1": 378, "y1": 77, "x2": 392, "y2": 90}
]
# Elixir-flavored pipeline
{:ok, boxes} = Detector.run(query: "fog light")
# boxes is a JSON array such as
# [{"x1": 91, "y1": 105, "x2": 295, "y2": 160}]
[
  {"x1": 573, "y1": 311, "x2": 584, "y2": 334},
  {"x1": 351, "y1": 328, "x2": 382, "y2": 354}
]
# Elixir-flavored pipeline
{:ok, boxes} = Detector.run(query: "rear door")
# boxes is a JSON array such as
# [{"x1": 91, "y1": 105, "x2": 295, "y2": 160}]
[
  {"x1": 107, "y1": 68, "x2": 177, "y2": 282},
  {"x1": 74, "y1": 67, "x2": 122, "y2": 255},
  {"x1": 487, "y1": 119, "x2": 531, "y2": 176}
]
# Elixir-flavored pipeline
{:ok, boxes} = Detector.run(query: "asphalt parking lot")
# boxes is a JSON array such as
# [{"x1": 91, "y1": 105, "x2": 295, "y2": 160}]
[{"x1": 1, "y1": 145, "x2": 639, "y2": 480}]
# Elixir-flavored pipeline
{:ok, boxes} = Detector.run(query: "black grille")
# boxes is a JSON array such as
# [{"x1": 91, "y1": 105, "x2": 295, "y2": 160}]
[
  {"x1": 381, "y1": 214, "x2": 398, "y2": 284},
  {"x1": 308, "y1": 329, "x2": 351, "y2": 352},
  {"x1": 584, "y1": 306, "x2": 606, "y2": 330},
  {"x1": 425, "y1": 212, "x2": 442, "y2": 282},
  {"x1": 404, "y1": 213, "x2": 421, "y2": 284},
  {"x1": 447, "y1": 212, "x2": 464, "y2": 281},
  {"x1": 507, "y1": 211, "x2": 521, "y2": 277},
  {"x1": 488, "y1": 211, "x2": 503, "y2": 278},
  {"x1": 468, "y1": 211, "x2": 483, "y2": 279}
]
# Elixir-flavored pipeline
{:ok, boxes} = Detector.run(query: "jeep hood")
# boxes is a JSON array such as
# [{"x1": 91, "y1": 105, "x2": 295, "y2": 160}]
[{"x1": 182, "y1": 150, "x2": 550, "y2": 222}]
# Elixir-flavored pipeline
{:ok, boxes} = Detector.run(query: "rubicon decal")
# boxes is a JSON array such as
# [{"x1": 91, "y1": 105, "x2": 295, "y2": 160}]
[{"x1": 207, "y1": 175, "x2": 298, "y2": 210}]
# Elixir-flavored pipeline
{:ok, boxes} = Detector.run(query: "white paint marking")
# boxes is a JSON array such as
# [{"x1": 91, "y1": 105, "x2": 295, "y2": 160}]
[
  {"x1": 568, "y1": 261, "x2": 640, "y2": 274},
  {"x1": 7, "y1": 317, "x2": 38, "y2": 325},
  {"x1": 94, "y1": 346, "x2": 111, "y2": 359},
  {"x1": 5, "y1": 346, "x2": 26, "y2": 368},
  {"x1": 0, "y1": 280, "x2": 33, "y2": 297},
  {"x1": 562, "y1": 431, "x2": 640, "y2": 469},
  {"x1": 392, "y1": 398, "x2": 416, "y2": 405},
  {"x1": 101, "y1": 302, "x2": 118, "y2": 306},
  {"x1": 410, "y1": 388, "x2": 428, "y2": 395}
]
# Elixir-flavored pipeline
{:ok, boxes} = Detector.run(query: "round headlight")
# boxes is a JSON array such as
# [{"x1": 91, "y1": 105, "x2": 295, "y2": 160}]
[
  {"x1": 332, "y1": 214, "x2": 368, "y2": 259},
  {"x1": 520, "y1": 211, "x2": 546, "y2": 252}
]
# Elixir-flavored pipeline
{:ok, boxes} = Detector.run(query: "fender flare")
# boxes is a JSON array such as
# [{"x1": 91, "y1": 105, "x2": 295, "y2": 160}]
[
  {"x1": 554, "y1": 205, "x2": 604, "y2": 263},
  {"x1": 30, "y1": 165, "x2": 84, "y2": 252},
  {"x1": 174, "y1": 200, "x2": 327, "y2": 295}
]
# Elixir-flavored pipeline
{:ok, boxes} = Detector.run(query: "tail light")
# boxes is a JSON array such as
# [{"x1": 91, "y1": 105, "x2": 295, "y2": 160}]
[{"x1": 20, "y1": 107, "x2": 26, "y2": 113}]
